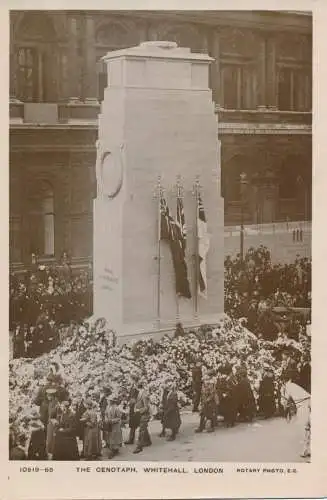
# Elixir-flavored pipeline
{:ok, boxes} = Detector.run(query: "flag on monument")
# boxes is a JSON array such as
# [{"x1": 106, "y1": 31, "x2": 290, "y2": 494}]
[
  {"x1": 160, "y1": 192, "x2": 174, "y2": 241},
  {"x1": 159, "y1": 191, "x2": 191, "y2": 299},
  {"x1": 197, "y1": 192, "x2": 210, "y2": 298},
  {"x1": 174, "y1": 194, "x2": 192, "y2": 299}
]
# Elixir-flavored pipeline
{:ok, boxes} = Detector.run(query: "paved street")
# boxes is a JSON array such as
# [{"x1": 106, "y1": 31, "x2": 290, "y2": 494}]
[{"x1": 100, "y1": 407, "x2": 309, "y2": 463}]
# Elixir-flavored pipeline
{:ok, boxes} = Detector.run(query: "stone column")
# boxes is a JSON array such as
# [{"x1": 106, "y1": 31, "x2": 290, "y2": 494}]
[
  {"x1": 266, "y1": 34, "x2": 278, "y2": 110},
  {"x1": 10, "y1": 37, "x2": 17, "y2": 98},
  {"x1": 257, "y1": 34, "x2": 267, "y2": 109},
  {"x1": 67, "y1": 15, "x2": 80, "y2": 99},
  {"x1": 83, "y1": 15, "x2": 98, "y2": 100},
  {"x1": 210, "y1": 29, "x2": 220, "y2": 106}
]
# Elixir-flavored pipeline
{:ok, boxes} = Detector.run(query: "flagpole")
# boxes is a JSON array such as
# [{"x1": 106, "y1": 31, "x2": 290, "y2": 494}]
[
  {"x1": 194, "y1": 177, "x2": 200, "y2": 321},
  {"x1": 176, "y1": 175, "x2": 181, "y2": 324},
  {"x1": 156, "y1": 176, "x2": 162, "y2": 331}
]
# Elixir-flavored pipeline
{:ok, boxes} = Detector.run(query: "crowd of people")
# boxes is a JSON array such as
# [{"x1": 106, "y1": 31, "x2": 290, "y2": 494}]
[
  {"x1": 10, "y1": 252, "x2": 92, "y2": 332},
  {"x1": 9, "y1": 247, "x2": 311, "y2": 461},
  {"x1": 9, "y1": 314, "x2": 311, "y2": 461},
  {"x1": 225, "y1": 246, "x2": 311, "y2": 339}
]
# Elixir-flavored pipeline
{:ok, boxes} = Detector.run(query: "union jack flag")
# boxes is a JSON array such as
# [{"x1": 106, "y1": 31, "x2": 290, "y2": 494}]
[{"x1": 159, "y1": 189, "x2": 191, "y2": 299}]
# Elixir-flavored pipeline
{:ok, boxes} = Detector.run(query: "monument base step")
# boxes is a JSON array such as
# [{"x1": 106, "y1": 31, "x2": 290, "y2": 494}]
[{"x1": 114, "y1": 313, "x2": 227, "y2": 345}]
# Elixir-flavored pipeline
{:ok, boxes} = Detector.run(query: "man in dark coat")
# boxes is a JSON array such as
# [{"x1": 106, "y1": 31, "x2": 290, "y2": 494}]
[
  {"x1": 25, "y1": 326, "x2": 36, "y2": 358},
  {"x1": 235, "y1": 367, "x2": 256, "y2": 422},
  {"x1": 195, "y1": 375, "x2": 218, "y2": 433},
  {"x1": 217, "y1": 367, "x2": 238, "y2": 427},
  {"x1": 27, "y1": 411, "x2": 47, "y2": 460},
  {"x1": 162, "y1": 382, "x2": 181, "y2": 441},
  {"x1": 13, "y1": 325, "x2": 25, "y2": 359},
  {"x1": 258, "y1": 367, "x2": 276, "y2": 418},
  {"x1": 74, "y1": 393, "x2": 87, "y2": 449},
  {"x1": 53, "y1": 401, "x2": 79, "y2": 461},
  {"x1": 191, "y1": 361, "x2": 202, "y2": 412},
  {"x1": 125, "y1": 381, "x2": 140, "y2": 445}
]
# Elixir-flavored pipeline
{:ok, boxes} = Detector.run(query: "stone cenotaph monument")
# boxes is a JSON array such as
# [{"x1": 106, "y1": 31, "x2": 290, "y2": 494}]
[{"x1": 93, "y1": 41, "x2": 224, "y2": 338}]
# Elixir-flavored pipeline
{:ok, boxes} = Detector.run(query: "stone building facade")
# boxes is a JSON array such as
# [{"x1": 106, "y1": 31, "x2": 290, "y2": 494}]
[{"x1": 9, "y1": 10, "x2": 312, "y2": 270}]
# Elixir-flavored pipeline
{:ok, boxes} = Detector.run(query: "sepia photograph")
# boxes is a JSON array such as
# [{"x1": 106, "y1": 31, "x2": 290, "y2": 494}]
[{"x1": 9, "y1": 9, "x2": 312, "y2": 465}]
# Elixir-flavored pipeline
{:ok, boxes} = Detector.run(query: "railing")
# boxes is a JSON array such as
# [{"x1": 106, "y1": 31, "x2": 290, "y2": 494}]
[
  {"x1": 215, "y1": 106, "x2": 312, "y2": 125},
  {"x1": 224, "y1": 220, "x2": 312, "y2": 235}
]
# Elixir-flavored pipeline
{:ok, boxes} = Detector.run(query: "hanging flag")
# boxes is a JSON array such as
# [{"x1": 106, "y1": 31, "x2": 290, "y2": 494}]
[
  {"x1": 176, "y1": 194, "x2": 187, "y2": 252},
  {"x1": 197, "y1": 191, "x2": 210, "y2": 298},
  {"x1": 159, "y1": 191, "x2": 191, "y2": 299},
  {"x1": 160, "y1": 191, "x2": 174, "y2": 241},
  {"x1": 174, "y1": 192, "x2": 192, "y2": 298}
]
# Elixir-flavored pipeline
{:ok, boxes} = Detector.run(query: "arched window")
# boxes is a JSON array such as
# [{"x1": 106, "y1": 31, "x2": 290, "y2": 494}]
[
  {"x1": 13, "y1": 12, "x2": 58, "y2": 102},
  {"x1": 28, "y1": 181, "x2": 55, "y2": 257}
]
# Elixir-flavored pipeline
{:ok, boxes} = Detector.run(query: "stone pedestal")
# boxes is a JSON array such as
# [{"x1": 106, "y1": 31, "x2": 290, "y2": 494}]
[{"x1": 93, "y1": 41, "x2": 224, "y2": 337}]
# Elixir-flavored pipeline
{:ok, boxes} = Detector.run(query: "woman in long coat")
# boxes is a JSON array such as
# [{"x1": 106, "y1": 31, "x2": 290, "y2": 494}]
[
  {"x1": 45, "y1": 388, "x2": 60, "y2": 458},
  {"x1": 81, "y1": 400, "x2": 102, "y2": 460},
  {"x1": 105, "y1": 397, "x2": 123, "y2": 458},
  {"x1": 27, "y1": 412, "x2": 47, "y2": 460},
  {"x1": 163, "y1": 383, "x2": 181, "y2": 441},
  {"x1": 258, "y1": 367, "x2": 276, "y2": 418},
  {"x1": 52, "y1": 401, "x2": 79, "y2": 461}
]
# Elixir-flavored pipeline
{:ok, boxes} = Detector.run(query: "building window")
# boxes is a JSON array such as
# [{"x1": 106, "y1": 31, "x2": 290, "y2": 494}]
[
  {"x1": 28, "y1": 181, "x2": 55, "y2": 257},
  {"x1": 221, "y1": 62, "x2": 257, "y2": 109},
  {"x1": 13, "y1": 12, "x2": 58, "y2": 102},
  {"x1": 17, "y1": 47, "x2": 41, "y2": 102},
  {"x1": 277, "y1": 66, "x2": 312, "y2": 111}
]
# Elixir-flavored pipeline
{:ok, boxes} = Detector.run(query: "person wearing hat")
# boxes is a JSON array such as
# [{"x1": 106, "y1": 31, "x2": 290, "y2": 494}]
[
  {"x1": 52, "y1": 401, "x2": 79, "y2": 461},
  {"x1": 104, "y1": 396, "x2": 123, "y2": 459},
  {"x1": 216, "y1": 367, "x2": 238, "y2": 428},
  {"x1": 125, "y1": 376, "x2": 140, "y2": 445},
  {"x1": 27, "y1": 410, "x2": 47, "y2": 460},
  {"x1": 74, "y1": 392, "x2": 87, "y2": 456},
  {"x1": 133, "y1": 383, "x2": 152, "y2": 454},
  {"x1": 235, "y1": 365, "x2": 256, "y2": 423},
  {"x1": 99, "y1": 387, "x2": 111, "y2": 447},
  {"x1": 80, "y1": 399, "x2": 102, "y2": 460},
  {"x1": 162, "y1": 381, "x2": 181, "y2": 441},
  {"x1": 45, "y1": 387, "x2": 60, "y2": 459},
  {"x1": 258, "y1": 366, "x2": 276, "y2": 419},
  {"x1": 195, "y1": 372, "x2": 219, "y2": 433}
]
